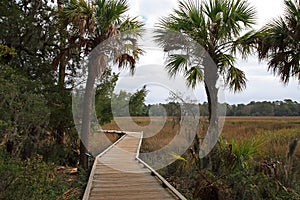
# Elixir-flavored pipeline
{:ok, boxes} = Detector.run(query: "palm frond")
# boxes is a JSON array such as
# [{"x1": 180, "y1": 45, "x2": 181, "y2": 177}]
[
  {"x1": 229, "y1": 0, "x2": 256, "y2": 35},
  {"x1": 257, "y1": 0, "x2": 300, "y2": 83},
  {"x1": 232, "y1": 30, "x2": 262, "y2": 58},
  {"x1": 60, "y1": 0, "x2": 95, "y2": 36},
  {"x1": 115, "y1": 53, "x2": 135, "y2": 75},
  {"x1": 95, "y1": 0, "x2": 129, "y2": 31},
  {"x1": 267, "y1": 50, "x2": 300, "y2": 83},
  {"x1": 226, "y1": 66, "x2": 247, "y2": 92},
  {"x1": 165, "y1": 54, "x2": 189, "y2": 77},
  {"x1": 119, "y1": 17, "x2": 144, "y2": 34},
  {"x1": 218, "y1": 53, "x2": 235, "y2": 71},
  {"x1": 185, "y1": 66, "x2": 204, "y2": 88}
]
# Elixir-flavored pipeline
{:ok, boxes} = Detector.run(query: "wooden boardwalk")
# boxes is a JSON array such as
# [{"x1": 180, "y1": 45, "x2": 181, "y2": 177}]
[{"x1": 83, "y1": 131, "x2": 186, "y2": 200}]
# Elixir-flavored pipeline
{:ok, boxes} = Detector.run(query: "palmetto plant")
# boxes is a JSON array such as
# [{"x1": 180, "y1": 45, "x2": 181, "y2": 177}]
[
  {"x1": 59, "y1": 0, "x2": 144, "y2": 169},
  {"x1": 156, "y1": 0, "x2": 257, "y2": 156},
  {"x1": 258, "y1": 0, "x2": 300, "y2": 83}
]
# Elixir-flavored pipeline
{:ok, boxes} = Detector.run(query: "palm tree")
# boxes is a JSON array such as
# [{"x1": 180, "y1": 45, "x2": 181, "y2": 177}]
[
  {"x1": 155, "y1": 0, "x2": 256, "y2": 159},
  {"x1": 257, "y1": 0, "x2": 300, "y2": 83},
  {"x1": 60, "y1": 0, "x2": 143, "y2": 170}
]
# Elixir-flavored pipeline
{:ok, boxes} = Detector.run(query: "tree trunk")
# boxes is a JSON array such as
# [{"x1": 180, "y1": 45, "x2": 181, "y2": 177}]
[
  {"x1": 55, "y1": 0, "x2": 67, "y2": 145},
  {"x1": 204, "y1": 82, "x2": 218, "y2": 143},
  {"x1": 202, "y1": 58, "x2": 219, "y2": 171},
  {"x1": 79, "y1": 67, "x2": 97, "y2": 170},
  {"x1": 57, "y1": 0, "x2": 66, "y2": 90},
  {"x1": 58, "y1": 61, "x2": 66, "y2": 89},
  {"x1": 79, "y1": 53, "x2": 106, "y2": 170},
  {"x1": 79, "y1": 140, "x2": 88, "y2": 170},
  {"x1": 204, "y1": 57, "x2": 219, "y2": 146},
  {"x1": 57, "y1": 0, "x2": 63, "y2": 12}
]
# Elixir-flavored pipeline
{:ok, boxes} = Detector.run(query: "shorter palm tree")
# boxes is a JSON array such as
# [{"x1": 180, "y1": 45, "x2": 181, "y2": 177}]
[
  {"x1": 59, "y1": 0, "x2": 144, "y2": 170},
  {"x1": 258, "y1": 0, "x2": 300, "y2": 83}
]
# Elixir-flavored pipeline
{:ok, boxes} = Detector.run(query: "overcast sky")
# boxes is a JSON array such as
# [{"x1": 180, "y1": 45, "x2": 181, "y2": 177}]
[{"x1": 114, "y1": 0, "x2": 300, "y2": 104}]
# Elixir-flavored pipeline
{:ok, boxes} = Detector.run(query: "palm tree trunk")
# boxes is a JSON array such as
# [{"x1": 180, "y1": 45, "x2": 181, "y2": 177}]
[
  {"x1": 55, "y1": 0, "x2": 68, "y2": 145},
  {"x1": 204, "y1": 57, "x2": 219, "y2": 142},
  {"x1": 79, "y1": 67, "x2": 96, "y2": 170},
  {"x1": 57, "y1": 0, "x2": 63, "y2": 12},
  {"x1": 57, "y1": 0, "x2": 66, "y2": 90},
  {"x1": 204, "y1": 81, "x2": 219, "y2": 149},
  {"x1": 79, "y1": 53, "x2": 106, "y2": 170},
  {"x1": 58, "y1": 61, "x2": 66, "y2": 88},
  {"x1": 203, "y1": 58, "x2": 219, "y2": 171},
  {"x1": 79, "y1": 141, "x2": 88, "y2": 170}
]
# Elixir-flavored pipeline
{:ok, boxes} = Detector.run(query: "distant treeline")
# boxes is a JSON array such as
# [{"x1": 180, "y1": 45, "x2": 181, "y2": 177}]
[
  {"x1": 94, "y1": 73, "x2": 299, "y2": 118},
  {"x1": 146, "y1": 99, "x2": 300, "y2": 117},
  {"x1": 225, "y1": 99, "x2": 300, "y2": 116}
]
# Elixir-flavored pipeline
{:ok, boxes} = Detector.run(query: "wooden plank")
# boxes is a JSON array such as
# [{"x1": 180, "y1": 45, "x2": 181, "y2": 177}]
[
  {"x1": 82, "y1": 133, "x2": 127, "y2": 200},
  {"x1": 83, "y1": 130, "x2": 185, "y2": 200},
  {"x1": 135, "y1": 132, "x2": 187, "y2": 200}
]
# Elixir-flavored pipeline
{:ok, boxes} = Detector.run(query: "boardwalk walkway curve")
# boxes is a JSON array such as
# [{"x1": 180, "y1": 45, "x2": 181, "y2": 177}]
[{"x1": 82, "y1": 130, "x2": 187, "y2": 200}]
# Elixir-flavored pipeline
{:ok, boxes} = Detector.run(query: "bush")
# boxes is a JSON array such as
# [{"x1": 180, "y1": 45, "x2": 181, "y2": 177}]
[
  {"x1": 160, "y1": 137, "x2": 300, "y2": 200},
  {"x1": 0, "y1": 151, "x2": 68, "y2": 200}
]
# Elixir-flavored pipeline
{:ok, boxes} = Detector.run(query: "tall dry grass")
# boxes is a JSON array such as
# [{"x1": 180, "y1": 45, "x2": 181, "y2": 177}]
[
  {"x1": 101, "y1": 116, "x2": 300, "y2": 199},
  {"x1": 221, "y1": 117, "x2": 300, "y2": 160},
  {"x1": 102, "y1": 116, "x2": 300, "y2": 159}
]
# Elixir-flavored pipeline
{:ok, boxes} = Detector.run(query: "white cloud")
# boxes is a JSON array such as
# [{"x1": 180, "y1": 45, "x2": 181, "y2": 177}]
[
  {"x1": 127, "y1": 0, "x2": 285, "y2": 29},
  {"x1": 249, "y1": 0, "x2": 285, "y2": 28},
  {"x1": 126, "y1": 0, "x2": 178, "y2": 27}
]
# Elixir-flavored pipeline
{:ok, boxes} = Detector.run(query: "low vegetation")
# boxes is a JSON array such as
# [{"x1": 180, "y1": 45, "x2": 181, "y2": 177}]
[
  {"x1": 103, "y1": 116, "x2": 300, "y2": 199},
  {"x1": 0, "y1": 151, "x2": 86, "y2": 200},
  {"x1": 0, "y1": 131, "x2": 121, "y2": 200}
]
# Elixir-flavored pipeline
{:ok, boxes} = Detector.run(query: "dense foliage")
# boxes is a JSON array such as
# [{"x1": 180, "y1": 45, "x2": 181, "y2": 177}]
[
  {"x1": 0, "y1": 0, "x2": 144, "y2": 197},
  {"x1": 0, "y1": 0, "x2": 89, "y2": 198},
  {"x1": 95, "y1": 70, "x2": 149, "y2": 122}
]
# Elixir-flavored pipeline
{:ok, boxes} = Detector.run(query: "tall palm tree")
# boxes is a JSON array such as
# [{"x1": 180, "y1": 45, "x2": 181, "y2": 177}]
[
  {"x1": 258, "y1": 0, "x2": 300, "y2": 83},
  {"x1": 60, "y1": 0, "x2": 143, "y2": 170},
  {"x1": 156, "y1": 0, "x2": 256, "y2": 158}
]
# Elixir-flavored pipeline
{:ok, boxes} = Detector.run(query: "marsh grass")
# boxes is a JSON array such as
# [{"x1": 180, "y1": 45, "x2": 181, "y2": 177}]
[
  {"x1": 102, "y1": 116, "x2": 300, "y2": 159},
  {"x1": 102, "y1": 117, "x2": 179, "y2": 151},
  {"x1": 217, "y1": 117, "x2": 300, "y2": 162},
  {"x1": 101, "y1": 116, "x2": 300, "y2": 199}
]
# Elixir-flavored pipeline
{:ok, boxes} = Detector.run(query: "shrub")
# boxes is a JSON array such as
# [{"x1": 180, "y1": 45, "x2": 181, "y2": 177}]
[{"x1": 0, "y1": 151, "x2": 68, "y2": 200}]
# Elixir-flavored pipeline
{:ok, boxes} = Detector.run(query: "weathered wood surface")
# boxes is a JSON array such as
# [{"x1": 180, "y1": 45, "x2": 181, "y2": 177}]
[{"x1": 83, "y1": 131, "x2": 182, "y2": 200}]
